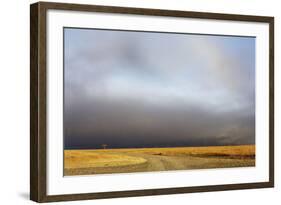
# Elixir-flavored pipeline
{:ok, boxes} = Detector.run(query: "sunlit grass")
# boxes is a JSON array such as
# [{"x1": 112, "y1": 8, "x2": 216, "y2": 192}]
[{"x1": 64, "y1": 145, "x2": 255, "y2": 175}]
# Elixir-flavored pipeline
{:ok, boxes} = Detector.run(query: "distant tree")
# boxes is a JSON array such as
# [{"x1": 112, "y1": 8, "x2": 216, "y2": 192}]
[{"x1": 101, "y1": 144, "x2": 108, "y2": 149}]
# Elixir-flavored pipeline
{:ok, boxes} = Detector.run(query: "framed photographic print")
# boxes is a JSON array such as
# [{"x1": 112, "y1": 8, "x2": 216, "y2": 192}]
[{"x1": 30, "y1": 1, "x2": 274, "y2": 202}]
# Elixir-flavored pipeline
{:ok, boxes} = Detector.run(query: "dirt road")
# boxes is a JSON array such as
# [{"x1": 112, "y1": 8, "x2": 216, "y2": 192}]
[{"x1": 64, "y1": 150, "x2": 255, "y2": 176}]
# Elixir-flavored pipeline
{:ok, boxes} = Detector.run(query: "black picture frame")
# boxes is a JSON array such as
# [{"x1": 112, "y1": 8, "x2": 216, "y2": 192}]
[{"x1": 30, "y1": 1, "x2": 274, "y2": 202}]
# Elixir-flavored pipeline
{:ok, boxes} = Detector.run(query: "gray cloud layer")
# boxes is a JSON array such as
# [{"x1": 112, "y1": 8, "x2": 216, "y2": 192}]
[{"x1": 64, "y1": 28, "x2": 255, "y2": 149}]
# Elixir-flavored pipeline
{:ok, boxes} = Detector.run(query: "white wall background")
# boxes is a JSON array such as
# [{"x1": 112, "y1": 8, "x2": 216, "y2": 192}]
[{"x1": 0, "y1": 0, "x2": 279, "y2": 204}]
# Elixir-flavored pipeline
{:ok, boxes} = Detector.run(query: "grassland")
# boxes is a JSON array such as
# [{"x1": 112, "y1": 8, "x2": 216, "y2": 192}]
[{"x1": 64, "y1": 145, "x2": 255, "y2": 176}]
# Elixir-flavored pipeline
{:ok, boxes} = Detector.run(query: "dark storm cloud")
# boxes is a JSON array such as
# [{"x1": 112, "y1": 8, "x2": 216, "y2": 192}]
[{"x1": 64, "y1": 28, "x2": 255, "y2": 149}]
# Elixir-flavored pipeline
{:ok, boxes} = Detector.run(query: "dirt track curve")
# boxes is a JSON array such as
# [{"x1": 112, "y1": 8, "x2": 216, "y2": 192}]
[{"x1": 64, "y1": 152, "x2": 255, "y2": 176}]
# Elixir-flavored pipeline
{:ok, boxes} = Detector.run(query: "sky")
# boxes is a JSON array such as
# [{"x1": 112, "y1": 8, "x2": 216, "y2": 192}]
[{"x1": 64, "y1": 28, "x2": 255, "y2": 149}]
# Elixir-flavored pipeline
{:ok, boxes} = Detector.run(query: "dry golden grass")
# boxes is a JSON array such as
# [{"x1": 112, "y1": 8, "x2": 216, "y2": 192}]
[
  {"x1": 127, "y1": 145, "x2": 255, "y2": 158},
  {"x1": 65, "y1": 150, "x2": 147, "y2": 169},
  {"x1": 64, "y1": 145, "x2": 255, "y2": 175}
]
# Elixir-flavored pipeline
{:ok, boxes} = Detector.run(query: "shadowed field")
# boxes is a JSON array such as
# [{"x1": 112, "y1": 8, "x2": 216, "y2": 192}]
[{"x1": 64, "y1": 145, "x2": 255, "y2": 176}]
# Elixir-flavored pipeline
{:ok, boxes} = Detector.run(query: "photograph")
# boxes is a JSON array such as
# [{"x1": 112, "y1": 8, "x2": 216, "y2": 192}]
[
  {"x1": 30, "y1": 2, "x2": 274, "y2": 202},
  {"x1": 63, "y1": 28, "x2": 256, "y2": 176}
]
